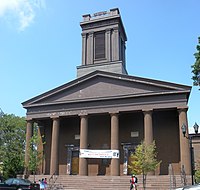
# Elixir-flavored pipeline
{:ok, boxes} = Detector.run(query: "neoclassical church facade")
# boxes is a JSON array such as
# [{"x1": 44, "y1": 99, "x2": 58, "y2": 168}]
[{"x1": 22, "y1": 8, "x2": 192, "y2": 176}]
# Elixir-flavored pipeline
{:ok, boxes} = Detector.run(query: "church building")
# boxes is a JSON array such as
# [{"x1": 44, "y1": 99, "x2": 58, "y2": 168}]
[{"x1": 22, "y1": 8, "x2": 192, "y2": 176}]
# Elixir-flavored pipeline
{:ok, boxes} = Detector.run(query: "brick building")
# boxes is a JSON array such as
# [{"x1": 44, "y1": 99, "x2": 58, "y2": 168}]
[{"x1": 22, "y1": 8, "x2": 192, "y2": 176}]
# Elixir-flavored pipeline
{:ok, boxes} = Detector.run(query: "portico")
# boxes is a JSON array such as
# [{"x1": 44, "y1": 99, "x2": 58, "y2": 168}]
[{"x1": 23, "y1": 101, "x2": 191, "y2": 176}]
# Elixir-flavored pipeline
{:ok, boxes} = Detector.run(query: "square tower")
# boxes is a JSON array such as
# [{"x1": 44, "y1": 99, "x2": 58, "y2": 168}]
[{"x1": 77, "y1": 8, "x2": 127, "y2": 77}]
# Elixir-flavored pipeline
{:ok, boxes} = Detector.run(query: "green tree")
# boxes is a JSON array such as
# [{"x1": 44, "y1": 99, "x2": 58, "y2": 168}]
[
  {"x1": 27, "y1": 125, "x2": 45, "y2": 181},
  {"x1": 195, "y1": 170, "x2": 200, "y2": 184},
  {"x1": 194, "y1": 161, "x2": 200, "y2": 183},
  {"x1": 128, "y1": 141, "x2": 161, "y2": 190},
  {"x1": 191, "y1": 36, "x2": 200, "y2": 88},
  {"x1": 0, "y1": 114, "x2": 26, "y2": 179}
]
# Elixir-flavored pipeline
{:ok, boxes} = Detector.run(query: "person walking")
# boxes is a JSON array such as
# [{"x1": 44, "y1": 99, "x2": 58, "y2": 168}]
[
  {"x1": 39, "y1": 178, "x2": 45, "y2": 190},
  {"x1": 130, "y1": 174, "x2": 138, "y2": 190},
  {"x1": 44, "y1": 178, "x2": 47, "y2": 190}
]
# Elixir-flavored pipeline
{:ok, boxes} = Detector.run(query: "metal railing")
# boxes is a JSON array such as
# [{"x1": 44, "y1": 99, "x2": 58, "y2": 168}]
[
  {"x1": 169, "y1": 163, "x2": 176, "y2": 189},
  {"x1": 181, "y1": 165, "x2": 187, "y2": 187},
  {"x1": 48, "y1": 172, "x2": 59, "y2": 190}
]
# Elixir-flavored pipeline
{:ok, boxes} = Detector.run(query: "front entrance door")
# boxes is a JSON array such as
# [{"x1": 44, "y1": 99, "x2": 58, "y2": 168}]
[
  {"x1": 122, "y1": 143, "x2": 137, "y2": 175},
  {"x1": 66, "y1": 145, "x2": 79, "y2": 175},
  {"x1": 71, "y1": 150, "x2": 79, "y2": 175},
  {"x1": 98, "y1": 158, "x2": 110, "y2": 175}
]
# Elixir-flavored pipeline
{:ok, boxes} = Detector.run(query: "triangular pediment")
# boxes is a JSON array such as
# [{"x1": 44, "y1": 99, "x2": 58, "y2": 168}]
[{"x1": 22, "y1": 71, "x2": 191, "y2": 107}]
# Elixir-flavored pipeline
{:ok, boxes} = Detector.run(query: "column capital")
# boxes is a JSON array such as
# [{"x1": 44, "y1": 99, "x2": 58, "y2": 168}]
[
  {"x1": 81, "y1": 32, "x2": 87, "y2": 37},
  {"x1": 89, "y1": 32, "x2": 94, "y2": 36},
  {"x1": 177, "y1": 107, "x2": 188, "y2": 113},
  {"x1": 113, "y1": 27, "x2": 119, "y2": 32},
  {"x1": 25, "y1": 118, "x2": 33, "y2": 122},
  {"x1": 106, "y1": 28, "x2": 111, "y2": 33},
  {"x1": 109, "y1": 112, "x2": 119, "y2": 116},
  {"x1": 142, "y1": 109, "x2": 153, "y2": 115},
  {"x1": 79, "y1": 113, "x2": 88, "y2": 118},
  {"x1": 50, "y1": 116, "x2": 60, "y2": 120}
]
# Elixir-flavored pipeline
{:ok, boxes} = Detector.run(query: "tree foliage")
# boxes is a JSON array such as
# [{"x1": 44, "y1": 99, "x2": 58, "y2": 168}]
[
  {"x1": 191, "y1": 36, "x2": 200, "y2": 87},
  {"x1": 128, "y1": 141, "x2": 161, "y2": 190},
  {"x1": 194, "y1": 161, "x2": 200, "y2": 184},
  {"x1": 195, "y1": 170, "x2": 200, "y2": 184},
  {"x1": 0, "y1": 114, "x2": 26, "y2": 179}
]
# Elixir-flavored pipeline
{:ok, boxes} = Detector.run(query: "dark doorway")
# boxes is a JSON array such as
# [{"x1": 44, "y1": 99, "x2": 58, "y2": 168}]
[{"x1": 71, "y1": 150, "x2": 79, "y2": 175}]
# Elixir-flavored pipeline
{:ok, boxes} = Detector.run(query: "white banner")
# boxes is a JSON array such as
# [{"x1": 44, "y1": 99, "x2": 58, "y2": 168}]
[{"x1": 79, "y1": 149, "x2": 119, "y2": 159}]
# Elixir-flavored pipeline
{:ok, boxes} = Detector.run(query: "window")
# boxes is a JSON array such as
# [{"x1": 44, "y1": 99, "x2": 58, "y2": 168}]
[{"x1": 94, "y1": 32, "x2": 105, "y2": 59}]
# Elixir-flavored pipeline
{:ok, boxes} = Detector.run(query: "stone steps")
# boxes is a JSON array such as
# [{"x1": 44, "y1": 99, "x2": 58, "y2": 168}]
[{"x1": 29, "y1": 175, "x2": 187, "y2": 190}]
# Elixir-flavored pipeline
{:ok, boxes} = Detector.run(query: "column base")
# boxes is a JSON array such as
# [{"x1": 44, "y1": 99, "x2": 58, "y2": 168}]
[
  {"x1": 79, "y1": 158, "x2": 88, "y2": 176},
  {"x1": 111, "y1": 158, "x2": 120, "y2": 176}
]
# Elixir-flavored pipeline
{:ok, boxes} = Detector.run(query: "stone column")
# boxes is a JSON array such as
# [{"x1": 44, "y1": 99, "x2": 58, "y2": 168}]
[
  {"x1": 87, "y1": 32, "x2": 94, "y2": 65},
  {"x1": 122, "y1": 41, "x2": 126, "y2": 64},
  {"x1": 24, "y1": 119, "x2": 33, "y2": 174},
  {"x1": 112, "y1": 28, "x2": 119, "y2": 61},
  {"x1": 37, "y1": 124, "x2": 45, "y2": 174},
  {"x1": 79, "y1": 115, "x2": 88, "y2": 176},
  {"x1": 178, "y1": 108, "x2": 191, "y2": 175},
  {"x1": 110, "y1": 113, "x2": 120, "y2": 176},
  {"x1": 81, "y1": 33, "x2": 87, "y2": 65},
  {"x1": 106, "y1": 29, "x2": 111, "y2": 62},
  {"x1": 143, "y1": 110, "x2": 155, "y2": 175},
  {"x1": 50, "y1": 117, "x2": 60, "y2": 175},
  {"x1": 143, "y1": 110, "x2": 153, "y2": 145}
]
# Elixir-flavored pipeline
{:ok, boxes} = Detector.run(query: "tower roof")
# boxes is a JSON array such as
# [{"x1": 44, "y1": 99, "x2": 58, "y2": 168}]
[{"x1": 80, "y1": 8, "x2": 127, "y2": 41}]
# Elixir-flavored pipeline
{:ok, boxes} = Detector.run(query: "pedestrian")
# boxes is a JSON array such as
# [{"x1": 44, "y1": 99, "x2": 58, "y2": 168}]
[
  {"x1": 39, "y1": 178, "x2": 45, "y2": 190},
  {"x1": 44, "y1": 178, "x2": 47, "y2": 190},
  {"x1": 130, "y1": 174, "x2": 138, "y2": 190}
]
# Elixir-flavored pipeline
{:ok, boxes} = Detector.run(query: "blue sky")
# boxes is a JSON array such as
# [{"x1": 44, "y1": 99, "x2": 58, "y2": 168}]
[{"x1": 0, "y1": 0, "x2": 199, "y2": 132}]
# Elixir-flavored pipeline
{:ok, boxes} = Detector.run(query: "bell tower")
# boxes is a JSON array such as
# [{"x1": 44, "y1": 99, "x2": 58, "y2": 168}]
[{"x1": 77, "y1": 8, "x2": 127, "y2": 77}]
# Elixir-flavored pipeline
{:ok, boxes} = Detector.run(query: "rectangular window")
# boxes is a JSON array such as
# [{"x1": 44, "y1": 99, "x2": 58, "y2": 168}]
[{"x1": 95, "y1": 32, "x2": 105, "y2": 59}]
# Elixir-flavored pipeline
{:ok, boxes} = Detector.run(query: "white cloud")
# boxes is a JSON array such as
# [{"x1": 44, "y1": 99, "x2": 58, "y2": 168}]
[{"x1": 0, "y1": 0, "x2": 45, "y2": 31}]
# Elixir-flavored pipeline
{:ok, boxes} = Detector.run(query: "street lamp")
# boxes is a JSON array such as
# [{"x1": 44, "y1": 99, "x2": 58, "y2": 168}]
[
  {"x1": 194, "y1": 122, "x2": 199, "y2": 134},
  {"x1": 181, "y1": 122, "x2": 199, "y2": 185},
  {"x1": 181, "y1": 123, "x2": 187, "y2": 137}
]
